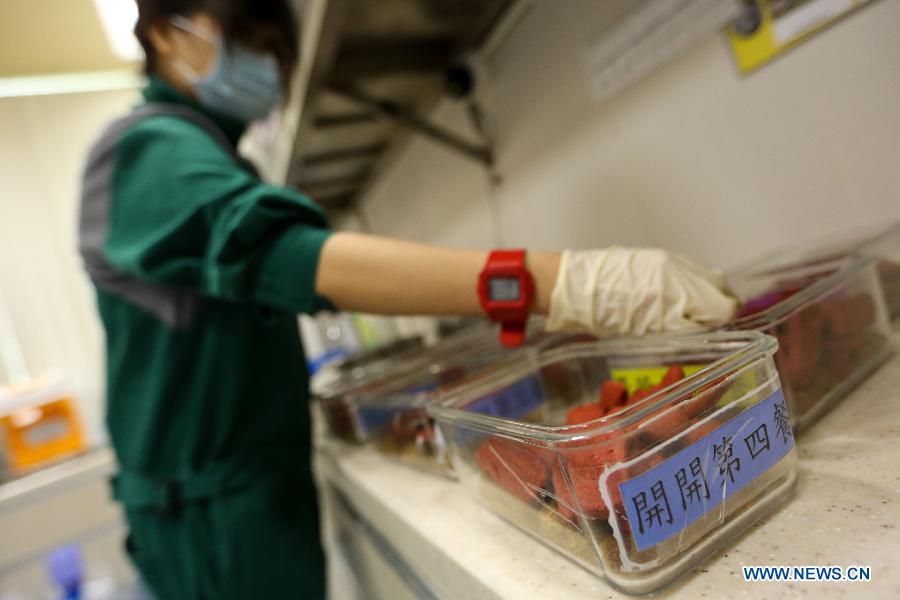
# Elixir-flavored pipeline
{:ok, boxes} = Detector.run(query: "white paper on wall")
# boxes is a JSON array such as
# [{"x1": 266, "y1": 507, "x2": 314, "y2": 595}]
[{"x1": 577, "y1": 0, "x2": 741, "y2": 103}]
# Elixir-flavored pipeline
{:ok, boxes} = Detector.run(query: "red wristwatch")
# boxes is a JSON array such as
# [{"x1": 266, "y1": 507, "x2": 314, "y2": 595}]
[{"x1": 477, "y1": 249, "x2": 535, "y2": 347}]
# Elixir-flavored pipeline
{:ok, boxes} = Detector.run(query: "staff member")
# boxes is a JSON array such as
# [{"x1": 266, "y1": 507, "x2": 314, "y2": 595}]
[{"x1": 78, "y1": 1, "x2": 736, "y2": 597}]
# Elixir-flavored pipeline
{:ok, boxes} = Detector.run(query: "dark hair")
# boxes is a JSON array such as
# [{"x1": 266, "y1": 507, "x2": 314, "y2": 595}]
[{"x1": 135, "y1": 0, "x2": 299, "y2": 87}]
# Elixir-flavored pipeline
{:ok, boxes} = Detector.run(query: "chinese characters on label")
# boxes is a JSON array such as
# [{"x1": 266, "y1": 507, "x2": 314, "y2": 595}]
[{"x1": 616, "y1": 389, "x2": 794, "y2": 551}]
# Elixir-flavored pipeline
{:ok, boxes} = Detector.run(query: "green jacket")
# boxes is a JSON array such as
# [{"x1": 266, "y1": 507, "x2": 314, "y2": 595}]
[{"x1": 79, "y1": 77, "x2": 331, "y2": 598}]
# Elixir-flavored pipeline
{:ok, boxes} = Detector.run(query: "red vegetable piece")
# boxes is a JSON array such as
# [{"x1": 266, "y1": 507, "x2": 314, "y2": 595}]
[
  {"x1": 475, "y1": 438, "x2": 549, "y2": 504},
  {"x1": 566, "y1": 402, "x2": 605, "y2": 425},
  {"x1": 599, "y1": 380, "x2": 628, "y2": 412}
]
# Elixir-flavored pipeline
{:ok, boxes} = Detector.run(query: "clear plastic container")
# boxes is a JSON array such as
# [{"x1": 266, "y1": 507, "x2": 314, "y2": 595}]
[
  {"x1": 340, "y1": 350, "x2": 524, "y2": 476},
  {"x1": 736, "y1": 219, "x2": 900, "y2": 317},
  {"x1": 312, "y1": 337, "x2": 424, "y2": 444},
  {"x1": 430, "y1": 332, "x2": 797, "y2": 594},
  {"x1": 724, "y1": 256, "x2": 893, "y2": 431},
  {"x1": 315, "y1": 322, "x2": 499, "y2": 445},
  {"x1": 318, "y1": 324, "x2": 591, "y2": 475}
]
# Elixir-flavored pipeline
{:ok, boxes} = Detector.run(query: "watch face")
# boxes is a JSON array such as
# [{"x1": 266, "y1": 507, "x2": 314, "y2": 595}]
[{"x1": 489, "y1": 276, "x2": 520, "y2": 302}]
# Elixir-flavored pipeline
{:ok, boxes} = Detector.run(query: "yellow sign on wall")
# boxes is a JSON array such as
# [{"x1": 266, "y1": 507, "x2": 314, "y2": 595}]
[{"x1": 727, "y1": 0, "x2": 876, "y2": 74}]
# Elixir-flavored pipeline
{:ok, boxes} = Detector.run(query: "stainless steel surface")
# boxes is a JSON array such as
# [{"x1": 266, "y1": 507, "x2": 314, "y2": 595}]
[{"x1": 287, "y1": 0, "x2": 515, "y2": 212}]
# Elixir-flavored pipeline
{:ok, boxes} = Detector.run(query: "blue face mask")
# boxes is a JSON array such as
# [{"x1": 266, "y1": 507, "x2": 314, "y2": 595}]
[{"x1": 169, "y1": 15, "x2": 282, "y2": 123}]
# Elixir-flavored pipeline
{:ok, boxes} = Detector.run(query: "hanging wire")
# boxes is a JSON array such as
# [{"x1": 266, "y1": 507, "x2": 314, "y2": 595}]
[
  {"x1": 354, "y1": 204, "x2": 373, "y2": 234},
  {"x1": 465, "y1": 97, "x2": 506, "y2": 247},
  {"x1": 483, "y1": 169, "x2": 505, "y2": 248}
]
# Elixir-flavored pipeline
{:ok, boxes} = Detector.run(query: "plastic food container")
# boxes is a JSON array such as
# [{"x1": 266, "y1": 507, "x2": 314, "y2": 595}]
[
  {"x1": 339, "y1": 349, "x2": 526, "y2": 476},
  {"x1": 724, "y1": 255, "x2": 892, "y2": 431},
  {"x1": 312, "y1": 336, "x2": 435, "y2": 443},
  {"x1": 431, "y1": 332, "x2": 797, "y2": 594},
  {"x1": 314, "y1": 323, "x2": 498, "y2": 445},
  {"x1": 318, "y1": 325, "x2": 590, "y2": 476},
  {"x1": 735, "y1": 219, "x2": 900, "y2": 317}
]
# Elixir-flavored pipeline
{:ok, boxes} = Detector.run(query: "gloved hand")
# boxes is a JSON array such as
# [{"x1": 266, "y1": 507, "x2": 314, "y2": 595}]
[{"x1": 546, "y1": 247, "x2": 737, "y2": 336}]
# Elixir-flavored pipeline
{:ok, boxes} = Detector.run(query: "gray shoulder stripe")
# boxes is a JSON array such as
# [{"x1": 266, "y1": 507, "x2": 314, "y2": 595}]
[
  {"x1": 88, "y1": 261, "x2": 203, "y2": 329},
  {"x1": 79, "y1": 103, "x2": 235, "y2": 330}
]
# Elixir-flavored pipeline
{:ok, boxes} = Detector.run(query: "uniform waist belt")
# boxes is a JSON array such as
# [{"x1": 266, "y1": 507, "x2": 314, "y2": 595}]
[{"x1": 112, "y1": 459, "x2": 257, "y2": 511}]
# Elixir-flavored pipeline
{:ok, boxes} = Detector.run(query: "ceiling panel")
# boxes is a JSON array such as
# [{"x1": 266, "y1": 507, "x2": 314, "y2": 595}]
[{"x1": 0, "y1": 0, "x2": 135, "y2": 76}]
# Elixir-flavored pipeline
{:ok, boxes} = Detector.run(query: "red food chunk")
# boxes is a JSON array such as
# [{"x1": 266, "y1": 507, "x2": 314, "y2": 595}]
[
  {"x1": 824, "y1": 349, "x2": 856, "y2": 379},
  {"x1": 775, "y1": 306, "x2": 823, "y2": 389},
  {"x1": 566, "y1": 436, "x2": 628, "y2": 468},
  {"x1": 623, "y1": 365, "x2": 685, "y2": 408},
  {"x1": 627, "y1": 388, "x2": 652, "y2": 406},
  {"x1": 599, "y1": 380, "x2": 628, "y2": 412},
  {"x1": 553, "y1": 435, "x2": 629, "y2": 520},
  {"x1": 552, "y1": 366, "x2": 695, "y2": 525},
  {"x1": 635, "y1": 406, "x2": 690, "y2": 444},
  {"x1": 822, "y1": 293, "x2": 876, "y2": 337},
  {"x1": 605, "y1": 454, "x2": 666, "y2": 532},
  {"x1": 558, "y1": 462, "x2": 608, "y2": 519},
  {"x1": 660, "y1": 365, "x2": 686, "y2": 388},
  {"x1": 824, "y1": 333, "x2": 866, "y2": 354},
  {"x1": 566, "y1": 402, "x2": 605, "y2": 425},
  {"x1": 475, "y1": 438, "x2": 549, "y2": 504}
]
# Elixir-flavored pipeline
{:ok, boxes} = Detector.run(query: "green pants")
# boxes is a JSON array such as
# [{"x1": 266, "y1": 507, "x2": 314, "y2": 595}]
[{"x1": 123, "y1": 475, "x2": 325, "y2": 599}]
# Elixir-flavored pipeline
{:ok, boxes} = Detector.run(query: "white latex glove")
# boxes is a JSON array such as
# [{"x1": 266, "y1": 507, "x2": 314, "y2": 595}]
[{"x1": 546, "y1": 247, "x2": 737, "y2": 337}]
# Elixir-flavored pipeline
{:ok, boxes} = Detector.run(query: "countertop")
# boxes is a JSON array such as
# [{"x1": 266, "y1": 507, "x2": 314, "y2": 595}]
[
  {"x1": 5, "y1": 333, "x2": 897, "y2": 598},
  {"x1": 317, "y1": 327, "x2": 900, "y2": 599}
]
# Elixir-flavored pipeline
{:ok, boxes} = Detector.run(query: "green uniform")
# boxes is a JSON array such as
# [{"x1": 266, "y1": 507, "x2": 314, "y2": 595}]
[{"x1": 79, "y1": 77, "x2": 332, "y2": 599}]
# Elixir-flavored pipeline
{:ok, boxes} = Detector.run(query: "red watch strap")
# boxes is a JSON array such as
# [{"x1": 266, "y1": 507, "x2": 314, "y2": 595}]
[
  {"x1": 499, "y1": 320, "x2": 527, "y2": 347},
  {"x1": 487, "y1": 249, "x2": 526, "y2": 268}
]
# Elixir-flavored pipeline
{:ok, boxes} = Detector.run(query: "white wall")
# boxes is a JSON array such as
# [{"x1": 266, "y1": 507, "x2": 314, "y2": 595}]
[
  {"x1": 353, "y1": 0, "x2": 900, "y2": 269},
  {"x1": 0, "y1": 88, "x2": 138, "y2": 443}
]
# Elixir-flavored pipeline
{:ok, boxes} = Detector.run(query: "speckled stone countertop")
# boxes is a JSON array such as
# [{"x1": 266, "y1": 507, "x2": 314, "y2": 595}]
[{"x1": 317, "y1": 326, "x2": 900, "y2": 599}]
